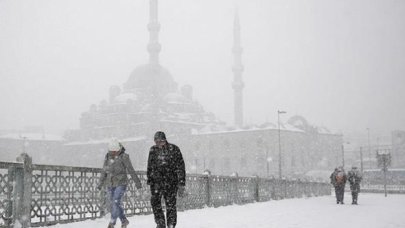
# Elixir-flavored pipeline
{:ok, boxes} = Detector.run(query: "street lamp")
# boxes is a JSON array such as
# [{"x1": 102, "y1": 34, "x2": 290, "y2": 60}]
[
  {"x1": 278, "y1": 110, "x2": 286, "y2": 179},
  {"x1": 359, "y1": 146, "x2": 364, "y2": 173},
  {"x1": 341, "y1": 144, "x2": 345, "y2": 168},
  {"x1": 341, "y1": 141, "x2": 350, "y2": 169},
  {"x1": 367, "y1": 128, "x2": 371, "y2": 169}
]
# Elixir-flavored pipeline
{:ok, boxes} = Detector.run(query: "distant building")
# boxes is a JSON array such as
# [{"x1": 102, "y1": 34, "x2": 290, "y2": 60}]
[
  {"x1": 392, "y1": 130, "x2": 405, "y2": 168},
  {"x1": 58, "y1": 0, "x2": 343, "y2": 177},
  {"x1": 0, "y1": 131, "x2": 63, "y2": 164}
]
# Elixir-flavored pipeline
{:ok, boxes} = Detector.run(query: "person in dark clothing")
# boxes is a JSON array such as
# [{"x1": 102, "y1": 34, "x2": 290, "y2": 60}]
[
  {"x1": 330, "y1": 168, "x2": 338, "y2": 186},
  {"x1": 147, "y1": 131, "x2": 186, "y2": 228},
  {"x1": 330, "y1": 168, "x2": 339, "y2": 203},
  {"x1": 98, "y1": 138, "x2": 142, "y2": 228},
  {"x1": 331, "y1": 167, "x2": 347, "y2": 204},
  {"x1": 348, "y1": 166, "x2": 362, "y2": 205}
]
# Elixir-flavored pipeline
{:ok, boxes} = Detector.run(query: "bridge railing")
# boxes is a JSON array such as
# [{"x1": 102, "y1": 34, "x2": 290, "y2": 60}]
[
  {"x1": 361, "y1": 184, "x2": 405, "y2": 194},
  {"x1": 0, "y1": 154, "x2": 330, "y2": 228}
]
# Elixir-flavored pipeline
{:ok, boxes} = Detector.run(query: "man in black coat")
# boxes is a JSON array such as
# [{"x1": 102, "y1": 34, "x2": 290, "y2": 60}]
[
  {"x1": 147, "y1": 131, "x2": 186, "y2": 228},
  {"x1": 348, "y1": 166, "x2": 362, "y2": 205}
]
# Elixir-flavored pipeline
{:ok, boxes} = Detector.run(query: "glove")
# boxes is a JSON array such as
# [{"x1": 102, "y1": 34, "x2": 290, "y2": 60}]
[
  {"x1": 135, "y1": 180, "x2": 142, "y2": 190},
  {"x1": 178, "y1": 185, "x2": 186, "y2": 198}
]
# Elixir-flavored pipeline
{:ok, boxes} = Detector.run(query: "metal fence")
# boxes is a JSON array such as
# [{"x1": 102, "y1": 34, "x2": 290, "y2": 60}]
[
  {"x1": 0, "y1": 154, "x2": 330, "y2": 227},
  {"x1": 361, "y1": 184, "x2": 405, "y2": 194}
]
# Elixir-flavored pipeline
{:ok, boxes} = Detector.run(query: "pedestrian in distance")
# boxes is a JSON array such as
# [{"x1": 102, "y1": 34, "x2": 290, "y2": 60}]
[
  {"x1": 348, "y1": 166, "x2": 362, "y2": 205},
  {"x1": 330, "y1": 167, "x2": 347, "y2": 204},
  {"x1": 98, "y1": 138, "x2": 142, "y2": 228},
  {"x1": 334, "y1": 167, "x2": 347, "y2": 204},
  {"x1": 147, "y1": 131, "x2": 186, "y2": 228},
  {"x1": 330, "y1": 167, "x2": 338, "y2": 201}
]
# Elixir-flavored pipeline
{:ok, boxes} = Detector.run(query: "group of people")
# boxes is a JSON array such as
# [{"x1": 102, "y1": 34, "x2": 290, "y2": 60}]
[
  {"x1": 97, "y1": 131, "x2": 185, "y2": 228},
  {"x1": 330, "y1": 166, "x2": 362, "y2": 205}
]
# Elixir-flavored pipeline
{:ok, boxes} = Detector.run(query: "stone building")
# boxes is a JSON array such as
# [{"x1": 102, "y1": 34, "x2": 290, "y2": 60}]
[{"x1": 61, "y1": 0, "x2": 344, "y2": 178}]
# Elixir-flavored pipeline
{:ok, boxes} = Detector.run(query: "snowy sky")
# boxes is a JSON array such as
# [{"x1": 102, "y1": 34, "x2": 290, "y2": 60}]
[{"x1": 0, "y1": 0, "x2": 404, "y2": 139}]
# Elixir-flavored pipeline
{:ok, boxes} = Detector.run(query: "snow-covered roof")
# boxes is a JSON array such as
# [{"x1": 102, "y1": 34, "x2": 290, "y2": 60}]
[
  {"x1": 193, "y1": 124, "x2": 305, "y2": 136},
  {"x1": 63, "y1": 136, "x2": 146, "y2": 146},
  {"x1": 317, "y1": 126, "x2": 331, "y2": 134},
  {"x1": 164, "y1": 93, "x2": 189, "y2": 104},
  {"x1": 114, "y1": 93, "x2": 137, "y2": 103},
  {"x1": 0, "y1": 133, "x2": 64, "y2": 141}
]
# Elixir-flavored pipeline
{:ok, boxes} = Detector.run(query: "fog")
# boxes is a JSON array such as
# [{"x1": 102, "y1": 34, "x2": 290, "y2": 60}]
[{"x1": 1, "y1": 0, "x2": 404, "y2": 142}]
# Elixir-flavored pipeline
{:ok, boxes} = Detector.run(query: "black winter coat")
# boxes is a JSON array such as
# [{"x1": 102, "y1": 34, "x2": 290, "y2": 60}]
[
  {"x1": 348, "y1": 170, "x2": 362, "y2": 192},
  {"x1": 147, "y1": 142, "x2": 186, "y2": 188}
]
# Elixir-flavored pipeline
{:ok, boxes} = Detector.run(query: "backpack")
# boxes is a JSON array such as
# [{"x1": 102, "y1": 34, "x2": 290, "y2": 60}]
[{"x1": 335, "y1": 171, "x2": 345, "y2": 184}]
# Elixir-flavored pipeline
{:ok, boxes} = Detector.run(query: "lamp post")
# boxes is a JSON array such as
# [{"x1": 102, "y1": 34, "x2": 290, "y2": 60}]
[
  {"x1": 341, "y1": 141, "x2": 350, "y2": 169},
  {"x1": 278, "y1": 110, "x2": 286, "y2": 179},
  {"x1": 341, "y1": 144, "x2": 345, "y2": 168},
  {"x1": 367, "y1": 128, "x2": 371, "y2": 169},
  {"x1": 360, "y1": 146, "x2": 364, "y2": 173}
]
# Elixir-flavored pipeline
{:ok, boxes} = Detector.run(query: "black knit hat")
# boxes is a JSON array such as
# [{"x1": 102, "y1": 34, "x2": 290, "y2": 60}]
[{"x1": 154, "y1": 131, "x2": 166, "y2": 141}]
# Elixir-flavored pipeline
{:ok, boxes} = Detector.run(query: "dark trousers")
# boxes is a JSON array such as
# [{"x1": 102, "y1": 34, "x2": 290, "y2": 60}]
[
  {"x1": 351, "y1": 184, "x2": 360, "y2": 203},
  {"x1": 351, "y1": 191, "x2": 359, "y2": 203},
  {"x1": 335, "y1": 185, "x2": 345, "y2": 203},
  {"x1": 150, "y1": 185, "x2": 178, "y2": 227}
]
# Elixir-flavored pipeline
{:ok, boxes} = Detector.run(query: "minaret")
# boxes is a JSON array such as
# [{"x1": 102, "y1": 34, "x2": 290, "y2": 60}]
[
  {"x1": 232, "y1": 10, "x2": 245, "y2": 127},
  {"x1": 148, "y1": 0, "x2": 161, "y2": 65}
]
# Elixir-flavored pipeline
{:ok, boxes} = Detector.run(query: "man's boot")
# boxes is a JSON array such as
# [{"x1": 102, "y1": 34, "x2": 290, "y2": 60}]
[{"x1": 121, "y1": 219, "x2": 129, "y2": 228}]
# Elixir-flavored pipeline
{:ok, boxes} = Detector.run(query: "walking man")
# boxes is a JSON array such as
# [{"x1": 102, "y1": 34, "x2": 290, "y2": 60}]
[
  {"x1": 332, "y1": 167, "x2": 347, "y2": 204},
  {"x1": 348, "y1": 166, "x2": 362, "y2": 204},
  {"x1": 147, "y1": 131, "x2": 186, "y2": 228},
  {"x1": 98, "y1": 138, "x2": 142, "y2": 228}
]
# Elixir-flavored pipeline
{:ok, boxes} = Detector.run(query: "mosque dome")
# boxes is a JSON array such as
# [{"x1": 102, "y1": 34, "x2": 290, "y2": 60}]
[{"x1": 124, "y1": 64, "x2": 177, "y2": 97}]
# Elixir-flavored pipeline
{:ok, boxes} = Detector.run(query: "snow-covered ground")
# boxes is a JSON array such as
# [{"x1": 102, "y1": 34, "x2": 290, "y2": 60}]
[{"x1": 53, "y1": 193, "x2": 405, "y2": 228}]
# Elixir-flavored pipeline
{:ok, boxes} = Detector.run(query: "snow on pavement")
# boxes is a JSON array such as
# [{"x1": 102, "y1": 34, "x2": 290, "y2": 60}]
[{"x1": 53, "y1": 193, "x2": 405, "y2": 228}]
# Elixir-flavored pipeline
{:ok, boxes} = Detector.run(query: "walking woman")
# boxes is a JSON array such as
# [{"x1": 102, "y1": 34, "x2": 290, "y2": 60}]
[{"x1": 98, "y1": 138, "x2": 142, "y2": 228}]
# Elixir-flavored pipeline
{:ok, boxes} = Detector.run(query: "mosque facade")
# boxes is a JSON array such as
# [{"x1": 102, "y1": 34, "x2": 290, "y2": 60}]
[{"x1": 61, "y1": 0, "x2": 343, "y2": 178}]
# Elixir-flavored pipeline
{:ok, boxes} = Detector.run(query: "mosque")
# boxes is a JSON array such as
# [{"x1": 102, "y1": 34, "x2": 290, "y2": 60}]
[{"x1": 61, "y1": 0, "x2": 343, "y2": 178}]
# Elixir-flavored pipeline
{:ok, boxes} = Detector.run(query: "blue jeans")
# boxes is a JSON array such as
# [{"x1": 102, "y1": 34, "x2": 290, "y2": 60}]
[{"x1": 108, "y1": 185, "x2": 127, "y2": 225}]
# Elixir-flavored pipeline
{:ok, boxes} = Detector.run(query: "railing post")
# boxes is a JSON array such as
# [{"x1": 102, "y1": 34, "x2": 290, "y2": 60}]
[
  {"x1": 14, "y1": 153, "x2": 32, "y2": 228},
  {"x1": 203, "y1": 173, "x2": 211, "y2": 207},
  {"x1": 253, "y1": 176, "x2": 259, "y2": 202},
  {"x1": 3, "y1": 167, "x2": 15, "y2": 227},
  {"x1": 283, "y1": 179, "x2": 287, "y2": 199},
  {"x1": 270, "y1": 178, "x2": 276, "y2": 200},
  {"x1": 231, "y1": 176, "x2": 239, "y2": 204}
]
